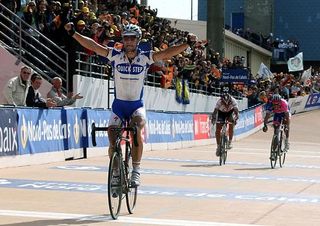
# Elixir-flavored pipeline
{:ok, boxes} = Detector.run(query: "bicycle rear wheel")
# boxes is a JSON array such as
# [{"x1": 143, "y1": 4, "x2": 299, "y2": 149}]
[
  {"x1": 108, "y1": 151, "x2": 122, "y2": 219},
  {"x1": 270, "y1": 135, "x2": 278, "y2": 169},
  {"x1": 125, "y1": 143, "x2": 137, "y2": 214}
]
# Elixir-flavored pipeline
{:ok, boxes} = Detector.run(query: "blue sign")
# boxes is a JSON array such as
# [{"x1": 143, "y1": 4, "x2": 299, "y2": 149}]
[
  {"x1": 86, "y1": 109, "x2": 111, "y2": 147},
  {"x1": 146, "y1": 111, "x2": 193, "y2": 143},
  {"x1": 17, "y1": 108, "x2": 65, "y2": 155},
  {"x1": 220, "y1": 68, "x2": 249, "y2": 83},
  {"x1": 234, "y1": 108, "x2": 255, "y2": 135},
  {"x1": 0, "y1": 108, "x2": 18, "y2": 156},
  {"x1": 305, "y1": 93, "x2": 320, "y2": 108},
  {"x1": 63, "y1": 108, "x2": 87, "y2": 149}
]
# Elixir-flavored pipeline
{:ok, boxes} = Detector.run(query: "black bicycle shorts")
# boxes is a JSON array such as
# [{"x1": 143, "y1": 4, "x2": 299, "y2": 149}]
[{"x1": 217, "y1": 110, "x2": 235, "y2": 124}]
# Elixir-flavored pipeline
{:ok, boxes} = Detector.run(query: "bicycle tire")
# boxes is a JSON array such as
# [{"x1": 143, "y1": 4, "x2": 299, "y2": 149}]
[
  {"x1": 222, "y1": 135, "x2": 228, "y2": 164},
  {"x1": 270, "y1": 135, "x2": 278, "y2": 169},
  {"x1": 219, "y1": 133, "x2": 227, "y2": 165},
  {"x1": 108, "y1": 151, "x2": 122, "y2": 220},
  {"x1": 279, "y1": 130, "x2": 286, "y2": 167},
  {"x1": 125, "y1": 142, "x2": 137, "y2": 214}
]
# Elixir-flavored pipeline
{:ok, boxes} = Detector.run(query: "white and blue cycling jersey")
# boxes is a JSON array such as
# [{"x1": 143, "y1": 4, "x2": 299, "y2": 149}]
[{"x1": 106, "y1": 48, "x2": 154, "y2": 122}]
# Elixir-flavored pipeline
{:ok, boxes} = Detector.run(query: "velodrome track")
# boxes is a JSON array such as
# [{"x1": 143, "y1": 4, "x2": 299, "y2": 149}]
[{"x1": 0, "y1": 110, "x2": 319, "y2": 226}]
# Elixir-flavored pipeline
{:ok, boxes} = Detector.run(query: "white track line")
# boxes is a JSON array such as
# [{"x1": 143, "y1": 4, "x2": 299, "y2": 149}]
[{"x1": 0, "y1": 209, "x2": 263, "y2": 226}]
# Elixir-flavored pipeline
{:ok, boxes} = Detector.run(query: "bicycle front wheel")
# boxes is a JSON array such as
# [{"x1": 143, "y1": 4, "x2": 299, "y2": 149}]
[
  {"x1": 125, "y1": 143, "x2": 137, "y2": 214},
  {"x1": 108, "y1": 151, "x2": 122, "y2": 219},
  {"x1": 219, "y1": 135, "x2": 227, "y2": 165},
  {"x1": 270, "y1": 135, "x2": 278, "y2": 169}
]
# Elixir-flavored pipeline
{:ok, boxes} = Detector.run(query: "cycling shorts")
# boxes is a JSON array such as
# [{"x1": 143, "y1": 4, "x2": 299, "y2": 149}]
[
  {"x1": 109, "y1": 99, "x2": 146, "y2": 126},
  {"x1": 217, "y1": 110, "x2": 235, "y2": 124}
]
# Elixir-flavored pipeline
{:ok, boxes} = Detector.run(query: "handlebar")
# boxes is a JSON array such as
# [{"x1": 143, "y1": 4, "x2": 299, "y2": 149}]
[{"x1": 91, "y1": 123, "x2": 139, "y2": 147}]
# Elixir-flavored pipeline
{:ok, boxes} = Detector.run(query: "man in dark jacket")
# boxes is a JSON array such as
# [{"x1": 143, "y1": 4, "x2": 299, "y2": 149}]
[{"x1": 26, "y1": 73, "x2": 56, "y2": 108}]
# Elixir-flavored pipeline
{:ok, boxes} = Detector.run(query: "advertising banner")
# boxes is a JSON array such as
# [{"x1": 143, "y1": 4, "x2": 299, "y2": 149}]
[
  {"x1": 220, "y1": 68, "x2": 249, "y2": 83},
  {"x1": 305, "y1": 93, "x2": 320, "y2": 109},
  {"x1": 17, "y1": 108, "x2": 65, "y2": 155},
  {"x1": 63, "y1": 108, "x2": 87, "y2": 149},
  {"x1": 235, "y1": 108, "x2": 255, "y2": 135},
  {"x1": 86, "y1": 109, "x2": 110, "y2": 147},
  {"x1": 0, "y1": 108, "x2": 18, "y2": 156},
  {"x1": 146, "y1": 111, "x2": 193, "y2": 143},
  {"x1": 193, "y1": 114, "x2": 211, "y2": 140},
  {"x1": 254, "y1": 105, "x2": 264, "y2": 127}
]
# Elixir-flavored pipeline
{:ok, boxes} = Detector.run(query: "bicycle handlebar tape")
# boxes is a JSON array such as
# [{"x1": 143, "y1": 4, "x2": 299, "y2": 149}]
[
  {"x1": 68, "y1": 24, "x2": 75, "y2": 36},
  {"x1": 91, "y1": 123, "x2": 97, "y2": 146}
]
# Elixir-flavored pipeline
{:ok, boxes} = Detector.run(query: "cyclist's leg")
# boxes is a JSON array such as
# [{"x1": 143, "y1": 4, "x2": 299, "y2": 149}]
[
  {"x1": 108, "y1": 112, "x2": 122, "y2": 158},
  {"x1": 215, "y1": 111, "x2": 225, "y2": 156},
  {"x1": 226, "y1": 110, "x2": 235, "y2": 149},
  {"x1": 284, "y1": 112, "x2": 290, "y2": 150},
  {"x1": 129, "y1": 107, "x2": 146, "y2": 186}
]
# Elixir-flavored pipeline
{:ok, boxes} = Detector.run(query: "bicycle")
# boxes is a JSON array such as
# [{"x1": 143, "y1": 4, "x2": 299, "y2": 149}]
[
  {"x1": 268, "y1": 119, "x2": 287, "y2": 169},
  {"x1": 91, "y1": 122, "x2": 138, "y2": 220},
  {"x1": 219, "y1": 120, "x2": 229, "y2": 165}
]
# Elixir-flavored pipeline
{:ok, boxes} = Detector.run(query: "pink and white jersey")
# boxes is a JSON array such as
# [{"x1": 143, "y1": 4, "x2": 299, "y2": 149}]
[
  {"x1": 271, "y1": 99, "x2": 290, "y2": 113},
  {"x1": 215, "y1": 96, "x2": 238, "y2": 112}
]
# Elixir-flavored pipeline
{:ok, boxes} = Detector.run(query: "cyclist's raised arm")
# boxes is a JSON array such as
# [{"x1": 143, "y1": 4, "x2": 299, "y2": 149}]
[
  {"x1": 153, "y1": 33, "x2": 197, "y2": 62},
  {"x1": 65, "y1": 22, "x2": 109, "y2": 57}
]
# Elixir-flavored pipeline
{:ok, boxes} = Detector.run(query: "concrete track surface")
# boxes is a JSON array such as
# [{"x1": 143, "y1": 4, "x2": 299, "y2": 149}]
[{"x1": 0, "y1": 110, "x2": 319, "y2": 226}]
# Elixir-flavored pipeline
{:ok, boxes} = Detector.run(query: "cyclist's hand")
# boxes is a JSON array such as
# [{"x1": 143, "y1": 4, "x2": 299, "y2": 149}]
[
  {"x1": 64, "y1": 22, "x2": 75, "y2": 36},
  {"x1": 211, "y1": 117, "x2": 216, "y2": 125},
  {"x1": 262, "y1": 124, "x2": 268, "y2": 132}
]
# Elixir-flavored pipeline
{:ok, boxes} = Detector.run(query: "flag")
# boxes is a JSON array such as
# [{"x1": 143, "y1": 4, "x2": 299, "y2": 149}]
[
  {"x1": 287, "y1": 52, "x2": 303, "y2": 72},
  {"x1": 301, "y1": 67, "x2": 312, "y2": 84},
  {"x1": 257, "y1": 63, "x2": 273, "y2": 79}
]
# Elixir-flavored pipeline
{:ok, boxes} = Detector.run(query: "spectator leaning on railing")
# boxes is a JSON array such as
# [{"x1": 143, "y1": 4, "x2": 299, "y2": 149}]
[{"x1": 47, "y1": 77, "x2": 83, "y2": 107}]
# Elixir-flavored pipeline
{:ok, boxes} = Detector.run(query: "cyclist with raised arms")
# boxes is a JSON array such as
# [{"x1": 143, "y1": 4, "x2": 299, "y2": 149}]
[
  {"x1": 211, "y1": 85, "x2": 239, "y2": 156},
  {"x1": 65, "y1": 22, "x2": 197, "y2": 187},
  {"x1": 262, "y1": 94, "x2": 290, "y2": 151}
]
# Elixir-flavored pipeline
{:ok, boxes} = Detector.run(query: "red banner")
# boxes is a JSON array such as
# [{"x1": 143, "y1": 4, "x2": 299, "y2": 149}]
[
  {"x1": 193, "y1": 114, "x2": 210, "y2": 140},
  {"x1": 254, "y1": 105, "x2": 264, "y2": 127}
]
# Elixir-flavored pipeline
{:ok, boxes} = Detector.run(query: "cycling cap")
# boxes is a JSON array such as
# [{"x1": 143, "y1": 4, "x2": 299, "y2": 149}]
[
  {"x1": 272, "y1": 94, "x2": 281, "y2": 101},
  {"x1": 122, "y1": 24, "x2": 142, "y2": 38}
]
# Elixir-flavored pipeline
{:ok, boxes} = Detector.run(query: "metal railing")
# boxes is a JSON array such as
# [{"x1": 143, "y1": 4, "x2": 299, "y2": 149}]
[{"x1": 0, "y1": 3, "x2": 69, "y2": 92}]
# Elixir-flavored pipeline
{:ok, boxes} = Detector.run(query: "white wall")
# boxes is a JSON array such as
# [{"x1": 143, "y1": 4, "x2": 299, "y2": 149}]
[{"x1": 74, "y1": 75, "x2": 248, "y2": 112}]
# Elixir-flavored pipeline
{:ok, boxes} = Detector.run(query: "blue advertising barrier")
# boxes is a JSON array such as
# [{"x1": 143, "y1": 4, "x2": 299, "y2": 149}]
[
  {"x1": 63, "y1": 108, "x2": 87, "y2": 149},
  {"x1": 234, "y1": 108, "x2": 255, "y2": 135},
  {"x1": 146, "y1": 111, "x2": 193, "y2": 143},
  {"x1": 305, "y1": 93, "x2": 320, "y2": 108},
  {"x1": 220, "y1": 68, "x2": 249, "y2": 83},
  {"x1": 0, "y1": 108, "x2": 18, "y2": 156},
  {"x1": 17, "y1": 108, "x2": 65, "y2": 155},
  {"x1": 86, "y1": 109, "x2": 110, "y2": 147}
]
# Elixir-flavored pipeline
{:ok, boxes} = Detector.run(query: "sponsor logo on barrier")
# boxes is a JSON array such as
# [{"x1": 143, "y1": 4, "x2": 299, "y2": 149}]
[
  {"x1": 73, "y1": 115, "x2": 80, "y2": 144},
  {"x1": 20, "y1": 114, "x2": 70, "y2": 148},
  {"x1": 305, "y1": 93, "x2": 320, "y2": 108},
  {"x1": 0, "y1": 120, "x2": 17, "y2": 154},
  {"x1": 171, "y1": 119, "x2": 193, "y2": 138},
  {"x1": 148, "y1": 120, "x2": 171, "y2": 135}
]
